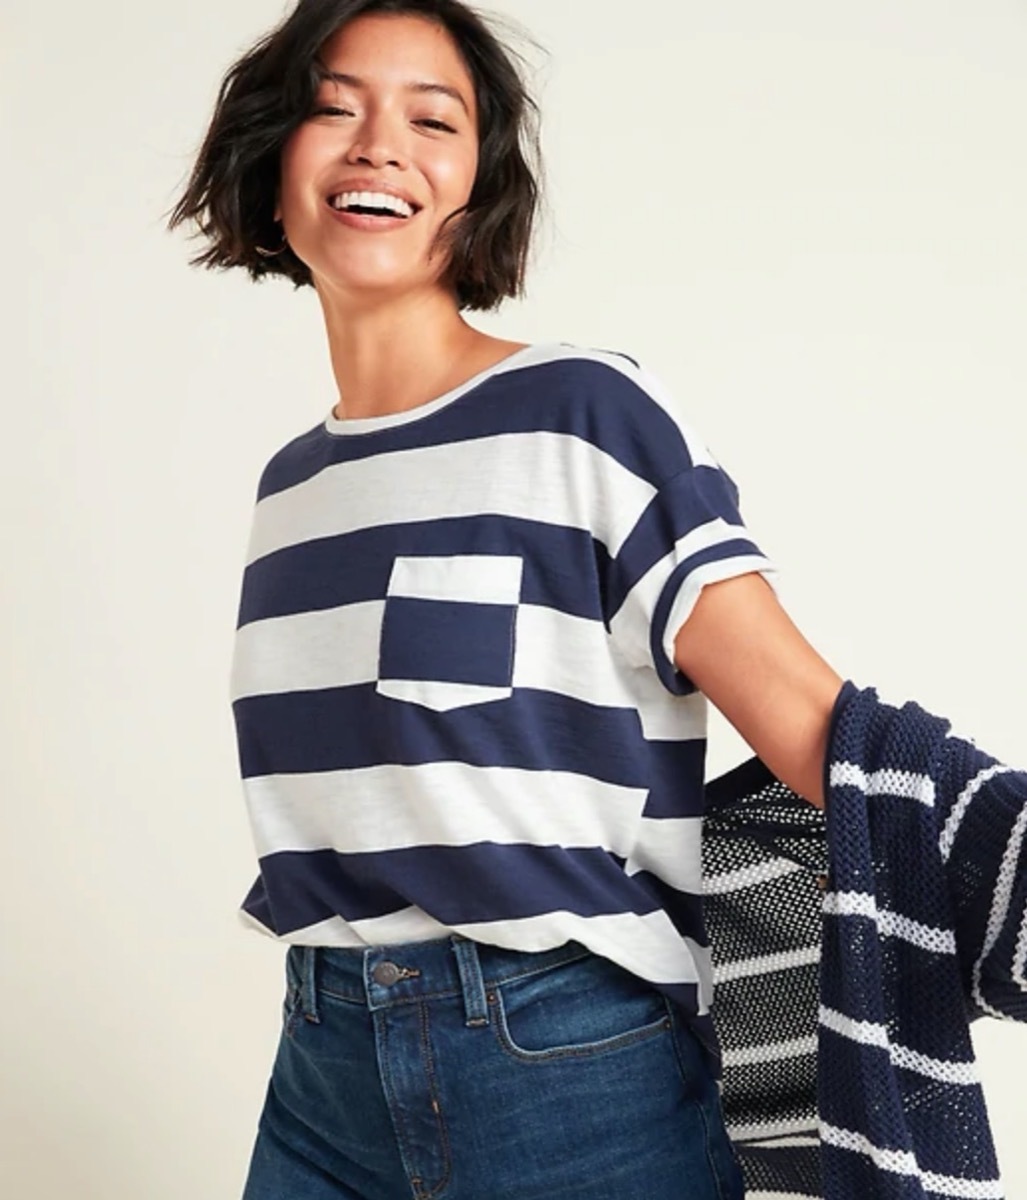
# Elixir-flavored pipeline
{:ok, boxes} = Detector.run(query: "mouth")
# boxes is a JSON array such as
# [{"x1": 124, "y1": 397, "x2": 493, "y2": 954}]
[{"x1": 326, "y1": 192, "x2": 422, "y2": 221}]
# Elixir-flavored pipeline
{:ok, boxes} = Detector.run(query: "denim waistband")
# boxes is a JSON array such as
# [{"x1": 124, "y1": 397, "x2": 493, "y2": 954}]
[{"x1": 286, "y1": 935, "x2": 593, "y2": 1027}]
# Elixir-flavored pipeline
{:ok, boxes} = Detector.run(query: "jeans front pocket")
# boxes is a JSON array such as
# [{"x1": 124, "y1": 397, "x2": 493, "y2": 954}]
[
  {"x1": 376, "y1": 554, "x2": 523, "y2": 712},
  {"x1": 490, "y1": 952, "x2": 673, "y2": 1062}
]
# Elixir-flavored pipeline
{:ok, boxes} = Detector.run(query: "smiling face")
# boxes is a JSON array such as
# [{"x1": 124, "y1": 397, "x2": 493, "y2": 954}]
[{"x1": 275, "y1": 12, "x2": 480, "y2": 305}]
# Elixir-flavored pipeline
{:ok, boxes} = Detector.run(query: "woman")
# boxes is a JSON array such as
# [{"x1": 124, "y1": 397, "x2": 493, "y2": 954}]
[{"x1": 167, "y1": 1, "x2": 843, "y2": 1195}]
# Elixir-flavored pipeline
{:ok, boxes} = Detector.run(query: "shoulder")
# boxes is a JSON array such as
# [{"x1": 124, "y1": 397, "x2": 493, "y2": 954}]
[
  {"x1": 254, "y1": 422, "x2": 326, "y2": 502},
  {"x1": 515, "y1": 343, "x2": 722, "y2": 484}
]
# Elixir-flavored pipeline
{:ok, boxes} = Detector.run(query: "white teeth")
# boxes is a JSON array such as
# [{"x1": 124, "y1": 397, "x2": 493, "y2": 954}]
[{"x1": 330, "y1": 190, "x2": 414, "y2": 218}]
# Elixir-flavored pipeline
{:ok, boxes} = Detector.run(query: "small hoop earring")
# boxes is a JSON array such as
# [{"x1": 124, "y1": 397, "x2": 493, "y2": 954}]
[{"x1": 255, "y1": 223, "x2": 289, "y2": 258}]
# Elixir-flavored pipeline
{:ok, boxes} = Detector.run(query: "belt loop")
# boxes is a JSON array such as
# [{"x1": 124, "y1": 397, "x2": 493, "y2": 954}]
[
  {"x1": 451, "y1": 936, "x2": 489, "y2": 1027},
  {"x1": 299, "y1": 946, "x2": 321, "y2": 1024}
]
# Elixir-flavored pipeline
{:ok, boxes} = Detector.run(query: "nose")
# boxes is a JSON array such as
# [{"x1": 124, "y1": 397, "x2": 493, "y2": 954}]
[{"x1": 344, "y1": 107, "x2": 409, "y2": 170}]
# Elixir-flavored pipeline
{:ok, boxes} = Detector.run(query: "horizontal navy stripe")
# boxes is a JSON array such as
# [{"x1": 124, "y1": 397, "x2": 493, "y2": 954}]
[
  {"x1": 733, "y1": 1144, "x2": 822, "y2": 1196},
  {"x1": 237, "y1": 516, "x2": 605, "y2": 628},
  {"x1": 244, "y1": 842, "x2": 664, "y2": 933},
  {"x1": 820, "y1": 1147, "x2": 924, "y2": 1200},
  {"x1": 821, "y1": 931, "x2": 973, "y2": 1064},
  {"x1": 893, "y1": 1091, "x2": 996, "y2": 1181},
  {"x1": 713, "y1": 962, "x2": 819, "y2": 1046},
  {"x1": 829, "y1": 697, "x2": 951, "y2": 786},
  {"x1": 640, "y1": 738, "x2": 708, "y2": 817},
  {"x1": 380, "y1": 597, "x2": 514, "y2": 686},
  {"x1": 819, "y1": 933, "x2": 889, "y2": 1027},
  {"x1": 819, "y1": 1027, "x2": 998, "y2": 1181},
  {"x1": 704, "y1": 754, "x2": 780, "y2": 812},
  {"x1": 257, "y1": 357, "x2": 695, "y2": 499},
  {"x1": 606, "y1": 465, "x2": 745, "y2": 617},
  {"x1": 719, "y1": 1062, "x2": 817, "y2": 1124},
  {"x1": 713, "y1": 903, "x2": 822, "y2": 975},
  {"x1": 628, "y1": 870, "x2": 708, "y2": 947},
  {"x1": 233, "y1": 684, "x2": 704, "y2": 801}
]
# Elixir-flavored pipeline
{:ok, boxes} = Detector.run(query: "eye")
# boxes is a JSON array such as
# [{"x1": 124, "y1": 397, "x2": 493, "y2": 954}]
[
  {"x1": 416, "y1": 118, "x2": 456, "y2": 133},
  {"x1": 312, "y1": 106, "x2": 353, "y2": 117}
]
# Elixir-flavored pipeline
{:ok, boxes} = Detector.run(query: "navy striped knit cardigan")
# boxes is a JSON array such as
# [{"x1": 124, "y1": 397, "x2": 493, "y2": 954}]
[{"x1": 703, "y1": 680, "x2": 1027, "y2": 1199}]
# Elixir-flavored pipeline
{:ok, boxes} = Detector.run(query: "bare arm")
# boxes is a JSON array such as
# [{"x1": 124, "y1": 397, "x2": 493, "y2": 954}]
[{"x1": 672, "y1": 572, "x2": 844, "y2": 808}]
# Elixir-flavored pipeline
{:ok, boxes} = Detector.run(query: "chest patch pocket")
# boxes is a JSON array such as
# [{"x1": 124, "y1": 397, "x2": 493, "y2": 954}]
[{"x1": 376, "y1": 554, "x2": 523, "y2": 712}]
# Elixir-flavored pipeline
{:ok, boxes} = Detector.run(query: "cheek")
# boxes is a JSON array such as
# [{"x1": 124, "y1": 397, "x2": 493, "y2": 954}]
[
  {"x1": 278, "y1": 127, "x2": 330, "y2": 205},
  {"x1": 429, "y1": 145, "x2": 480, "y2": 206}
]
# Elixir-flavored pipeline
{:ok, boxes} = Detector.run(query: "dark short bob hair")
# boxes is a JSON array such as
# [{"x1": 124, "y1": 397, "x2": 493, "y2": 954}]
[{"x1": 164, "y1": 0, "x2": 544, "y2": 312}]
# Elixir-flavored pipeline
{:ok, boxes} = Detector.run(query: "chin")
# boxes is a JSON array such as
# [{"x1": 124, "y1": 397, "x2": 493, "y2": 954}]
[{"x1": 319, "y1": 259, "x2": 444, "y2": 300}]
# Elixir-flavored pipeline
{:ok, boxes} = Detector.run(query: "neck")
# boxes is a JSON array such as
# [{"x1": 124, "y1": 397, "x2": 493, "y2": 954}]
[{"x1": 315, "y1": 283, "x2": 520, "y2": 422}]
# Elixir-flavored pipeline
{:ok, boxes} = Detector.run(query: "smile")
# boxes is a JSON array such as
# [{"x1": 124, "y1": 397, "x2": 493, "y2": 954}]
[{"x1": 326, "y1": 201, "x2": 418, "y2": 232}]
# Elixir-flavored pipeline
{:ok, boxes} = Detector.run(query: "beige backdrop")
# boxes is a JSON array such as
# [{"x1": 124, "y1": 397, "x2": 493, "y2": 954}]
[{"x1": 3, "y1": 0, "x2": 1026, "y2": 1195}]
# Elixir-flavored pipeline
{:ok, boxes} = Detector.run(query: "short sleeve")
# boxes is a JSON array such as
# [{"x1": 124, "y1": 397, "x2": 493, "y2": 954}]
[{"x1": 605, "y1": 461, "x2": 778, "y2": 695}]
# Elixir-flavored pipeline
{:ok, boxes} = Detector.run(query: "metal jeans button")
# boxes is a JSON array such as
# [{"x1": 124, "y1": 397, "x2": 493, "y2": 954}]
[{"x1": 372, "y1": 961, "x2": 403, "y2": 986}]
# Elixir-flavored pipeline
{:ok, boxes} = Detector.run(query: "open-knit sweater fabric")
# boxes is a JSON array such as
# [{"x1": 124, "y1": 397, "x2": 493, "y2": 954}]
[{"x1": 704, "y1": 680, "x2": 1027, "y2": 1199}]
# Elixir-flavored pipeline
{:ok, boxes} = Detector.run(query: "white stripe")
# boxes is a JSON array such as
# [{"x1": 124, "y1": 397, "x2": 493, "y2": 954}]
[
  {"x1": 1014, "y1": 894, "x2": 1027, "y2": 991},
  {"x1": 744, "y1": 1137, "x2": 820, "y2": 1150},
  {"x1": 819, "y1": 1122, "x2": 1003, "y2": 1197},
  {"x1": 819, "y1": 1006, "x2": 979, "y2": 1086},
  {"x1": 241, "y1": 763, "x2": 649, "y2": 860},
  {"x1": 514, "y1": 605, "x2": 706, "y2": 738},
  {"x1": 747, "y1": 1192, "x2": 820, "y2": 1200},
  {"x1": 230, "y1": 600, "x2": 383, "y2": 700},
  {"x1": 721, "y1": 1034, "x2": 817, "y2": 1068},
  {"x1": 829, "y1": 762, "x2": 936, "y2": 806},
  {"x1": 939, "y1": 764, "x2": 1013, "y2": 863},
  {"x1": 376, "y1": 678, "x2": 512, "y2": 712},
  {"x1": 746, "y1": 1193, "x2": 819, "y2": 1200},
  {"x1": 727, "y1": 1116, "x2": 821, "y2": 1142},
  {"x1": 704, "y1": 858, "x2": 806, "y2": 895},
  {"x1": 237, "y1": 905, "x2": 456, "y2": 946},
  {"x1": 822, "y1": 890, "x2": 957, "y2": 954},
  {"x1": 244, "y1": 431, "x2": 656, "y2": 566},
  {"x1": 972, "y1": 799, "x2": 1027, "y2": 1018},
  {"x1": 624, "y1": 816, "x2": 704, "y2": 894},
  {"x1": 714, "y1": 944, "x2": 819, "y2": 983},
  {"x1": 230, "y1": 599, "x2": 707, "y2": 742},
  {"x1": 386, "y1": 553, "x2": 523, "y2": 603},
  {"x1": 819, "y1": 1005, "x2": 889, "y2": 1050},
  {"x1": 449, "y1": 910, "x2": 713, "y2": 1004}
]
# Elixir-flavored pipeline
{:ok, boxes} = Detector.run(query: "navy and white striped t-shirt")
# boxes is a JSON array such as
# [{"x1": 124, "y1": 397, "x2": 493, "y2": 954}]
[{"x1": 229, "y1": 341, "x2": 777, "y2": 1059}]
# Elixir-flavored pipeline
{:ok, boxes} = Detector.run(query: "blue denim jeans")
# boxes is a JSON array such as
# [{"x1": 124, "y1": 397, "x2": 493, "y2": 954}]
[{"x1": 241, "y1": 935, "x2": 743, "y2": 1199}]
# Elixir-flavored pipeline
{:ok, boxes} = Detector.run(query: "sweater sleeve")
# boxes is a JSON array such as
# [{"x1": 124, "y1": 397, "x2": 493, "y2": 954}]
[
  {"x1": 819, "y1": 685, "x2": 1011, "y2": 1195},
  {"x1": 935, "y1": 734, "x2": 1027, "y2": 1022}
]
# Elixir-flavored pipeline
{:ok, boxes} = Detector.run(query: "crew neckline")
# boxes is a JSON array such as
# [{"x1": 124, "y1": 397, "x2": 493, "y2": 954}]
[{"x1": 321, "y1": 342, "x2": 566, "y2": 436}]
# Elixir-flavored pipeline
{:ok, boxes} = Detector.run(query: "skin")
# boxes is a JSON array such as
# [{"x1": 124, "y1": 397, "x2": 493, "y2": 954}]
[
  {"x1": 673, "y1": 575, "x2": 844, "y2": 809},
  {"x1": 273, "y1": 12, "x2": 527, "y2": 421},
  {"x1": 276, "y1": 11, "x2": 845, "y2": 808}
]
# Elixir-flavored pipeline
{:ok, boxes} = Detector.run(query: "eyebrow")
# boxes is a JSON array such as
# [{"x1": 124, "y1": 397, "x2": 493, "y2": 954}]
[{"x1": 316, "y1": 70, "x2": 470, "y2": 117}]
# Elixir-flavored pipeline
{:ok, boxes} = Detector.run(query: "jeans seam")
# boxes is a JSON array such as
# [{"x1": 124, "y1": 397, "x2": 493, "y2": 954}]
[
  {"x1": 374, "y1": 1011, "x2": 423, "y2": 1194},
  {"x1": 666, "y1": 1005, "x2": 737, "y2": 1200},
  {"x1": 694, "y1": 1093, "x2": 727, "y2": 1200},
  {"x1": 487, "y1": 988, "x2": 672, "y2": 1063},
  {"x1": 415, "y1": 1000, "x2": 452, "y2": 1198},
  {"x1": 483, "y1": 947, "x2": 593, "y2": 989}
]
